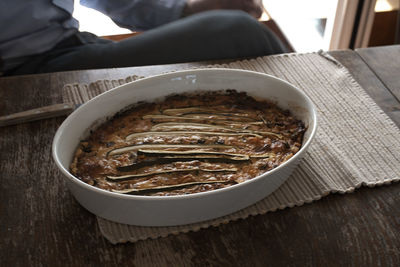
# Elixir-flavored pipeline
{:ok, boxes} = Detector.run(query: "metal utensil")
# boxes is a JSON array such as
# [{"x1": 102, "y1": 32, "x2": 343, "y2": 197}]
[{"x1": 0, "y1": 103, "x2": 80, "y2": 127}]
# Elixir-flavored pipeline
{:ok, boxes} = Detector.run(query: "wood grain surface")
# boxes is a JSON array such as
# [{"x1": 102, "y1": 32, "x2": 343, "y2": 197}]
[
  {"x1": 356, "y1": 45, "x2": 400, "y2": 103},
  {"x1": 330, "y1": 49, "x2": 400, "y2": 126},
  {"x1": 1, "y1": 47, "x2": 400, "y2": 267}
]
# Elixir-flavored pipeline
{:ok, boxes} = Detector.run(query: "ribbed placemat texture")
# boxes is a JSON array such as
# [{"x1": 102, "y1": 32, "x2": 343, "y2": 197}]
[{"x1": 62, "y1": 52, "x2": 400, "y2": 244}]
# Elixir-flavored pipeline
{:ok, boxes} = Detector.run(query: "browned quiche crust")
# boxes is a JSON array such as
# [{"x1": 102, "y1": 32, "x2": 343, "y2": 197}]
[{"x1": 70, "y1": 90, "x2": 305, "y2": 196}]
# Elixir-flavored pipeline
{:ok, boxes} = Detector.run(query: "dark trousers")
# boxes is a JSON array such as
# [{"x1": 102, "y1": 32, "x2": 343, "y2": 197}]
[{"x1": 9, "y1": 10, "x2": 288, "y2": 76}]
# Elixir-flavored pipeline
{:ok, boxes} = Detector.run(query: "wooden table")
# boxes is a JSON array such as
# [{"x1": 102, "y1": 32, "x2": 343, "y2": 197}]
[{"x1": 1, "y1": 45, "x2": 399, "y2": 266}]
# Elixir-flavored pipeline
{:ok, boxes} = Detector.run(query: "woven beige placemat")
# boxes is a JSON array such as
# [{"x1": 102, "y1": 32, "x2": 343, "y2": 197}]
[{"x1": 63, "y1": 52, "x2": 400, "y2": 244}]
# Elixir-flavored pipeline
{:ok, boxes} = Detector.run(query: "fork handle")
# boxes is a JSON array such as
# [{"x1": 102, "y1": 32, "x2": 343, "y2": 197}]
[{"x1": 0, "y1": 103, "x2": 75, "y2": 127}]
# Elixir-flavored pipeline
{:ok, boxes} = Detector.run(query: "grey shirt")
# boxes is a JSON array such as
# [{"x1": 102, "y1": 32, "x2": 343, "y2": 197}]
[{"x1": 0, "y1": 0, "x2": 185, "y2": 71}]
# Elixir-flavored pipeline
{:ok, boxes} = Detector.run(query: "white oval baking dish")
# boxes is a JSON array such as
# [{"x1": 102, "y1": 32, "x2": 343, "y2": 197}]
[{"x1": 52, "y1": 68, "x2": 317, "y2": 226}]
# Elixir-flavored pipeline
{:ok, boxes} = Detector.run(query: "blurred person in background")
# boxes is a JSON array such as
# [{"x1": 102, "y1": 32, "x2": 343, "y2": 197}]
[{"x1": 0, "y1": 0, "x2": 287, "y2": 76}]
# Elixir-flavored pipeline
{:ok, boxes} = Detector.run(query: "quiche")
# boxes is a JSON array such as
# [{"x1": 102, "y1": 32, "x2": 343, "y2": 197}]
[{"x1": 70, "y1": 90, "x2": 305, "y2": 196}]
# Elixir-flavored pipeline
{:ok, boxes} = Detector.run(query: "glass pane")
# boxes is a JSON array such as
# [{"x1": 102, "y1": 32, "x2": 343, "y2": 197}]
[
  {"x1": 73, "y1": 1, "x2": 131, "y2": 36},
  {"x1": 262, "y1": 0, "x2": 339, "y2": 52}
]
